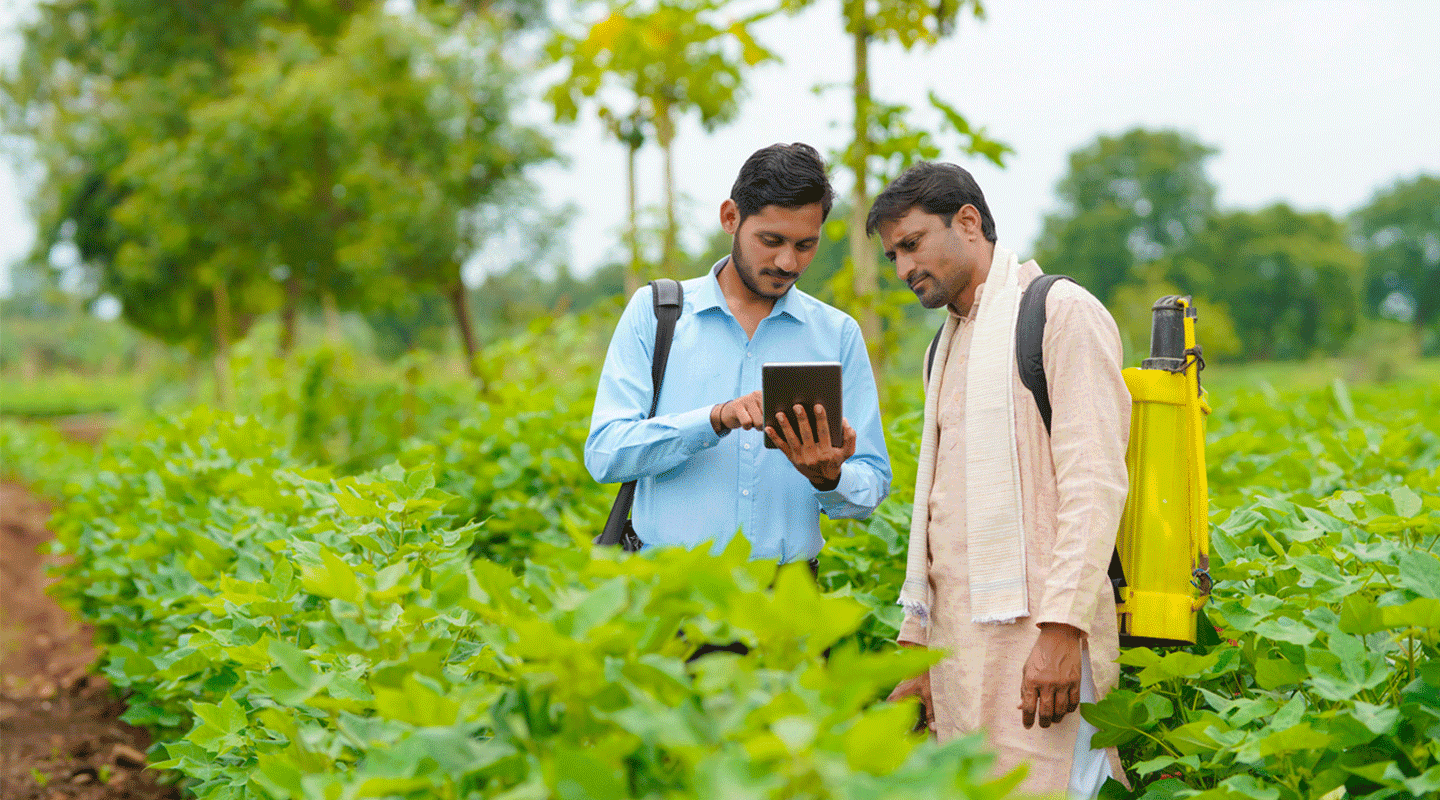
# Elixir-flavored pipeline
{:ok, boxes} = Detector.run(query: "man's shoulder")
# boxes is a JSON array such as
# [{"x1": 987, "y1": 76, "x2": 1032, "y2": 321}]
[
  {"x1": 1040, "y1": 274, "x2": 1112, "y2": 321},
  {"x1": 787, "y1": 286, "x2": 862, "y2": 330}
]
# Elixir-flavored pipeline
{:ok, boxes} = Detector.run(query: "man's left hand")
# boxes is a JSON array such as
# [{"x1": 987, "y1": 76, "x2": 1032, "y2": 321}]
[
  {"x1": 1018, "y1": 622, "x2": 1084, "y2": 729},
  {"x1": 766, "y1": 403, "x2": 856, "y2": 488}
]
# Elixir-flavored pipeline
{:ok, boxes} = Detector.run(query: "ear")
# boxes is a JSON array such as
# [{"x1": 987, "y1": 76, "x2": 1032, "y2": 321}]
[
  {"x1": 720, "y1": 199, "x2": 741, "y2": 236},
  {"x1": 953, "y1": 204, "x2": 983, "y2": 239}
]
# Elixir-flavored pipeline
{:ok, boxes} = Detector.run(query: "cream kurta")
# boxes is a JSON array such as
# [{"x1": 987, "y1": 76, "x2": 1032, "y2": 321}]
[{"x1": 898, "y1": 262, "x2": 1131, "y2": 794}]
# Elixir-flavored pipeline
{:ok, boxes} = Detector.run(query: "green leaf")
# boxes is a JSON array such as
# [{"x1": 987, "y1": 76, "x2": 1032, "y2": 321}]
[
  {"x1": 553, "y1": 747, "x2": 626, "y2": 800},
  {"x1": 1390, "y1": 485, "x2": 1423, "y2": 518},
  {"x1": 1254, "y1": 656, "x2": 1307, "y2": 689},
  {"x1": 299, "y1": 548, "x2": 361, "y2": 603},
  {"x1": 1398, "y1": 551, "x2": 1440, "y2": 599}
]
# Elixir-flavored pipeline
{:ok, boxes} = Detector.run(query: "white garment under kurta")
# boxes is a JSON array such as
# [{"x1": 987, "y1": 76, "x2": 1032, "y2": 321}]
[{"x1": 898, "y1": 261, "x2": 1132, "y2": 795}]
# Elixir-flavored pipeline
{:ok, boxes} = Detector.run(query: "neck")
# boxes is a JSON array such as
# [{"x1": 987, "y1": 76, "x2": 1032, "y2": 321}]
[
  {"x1": 716, "y1": 258, "x2": 778, "y2": 314},
  {"x1": 948, "y1": 241, "x2": 997, "y2": 317}
]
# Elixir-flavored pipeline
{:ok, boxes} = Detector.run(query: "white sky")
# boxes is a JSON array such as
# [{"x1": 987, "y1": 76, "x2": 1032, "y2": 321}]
[{"x1": 3, "y1": 0, "x2": 1439, "y2": 292}]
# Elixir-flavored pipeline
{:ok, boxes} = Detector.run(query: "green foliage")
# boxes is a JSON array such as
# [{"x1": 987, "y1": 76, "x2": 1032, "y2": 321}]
[
  {"x1": 1086, "y1": 378, "x2": 1440, "y2": 799},
  {"x1": 10, "y1": 308, "x2": 1440, "y2": 799},
  {"x1": 30, "y1": 405, "x2": 1018, "y2": 799},
  {"x1": 5, "y1": 1, "x2": 551, "y2": 356},
  {"x1": 1352, "y1": 174, "x2": 1440, "y2": 342}
]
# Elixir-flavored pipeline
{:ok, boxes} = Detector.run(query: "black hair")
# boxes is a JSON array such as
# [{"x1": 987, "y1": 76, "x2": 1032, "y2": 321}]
[
  {"x1": 730, "y1": 143, "x2": 835, "y2": 223},
  {"x1": 865, "y1": 161, "x2": 997, "y2": 242}
]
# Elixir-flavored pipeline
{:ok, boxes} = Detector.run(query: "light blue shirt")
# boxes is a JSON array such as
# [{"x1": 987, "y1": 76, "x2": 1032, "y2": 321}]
[{"x1": 585, "y1": 257, "x2": 892, "y2": 563}]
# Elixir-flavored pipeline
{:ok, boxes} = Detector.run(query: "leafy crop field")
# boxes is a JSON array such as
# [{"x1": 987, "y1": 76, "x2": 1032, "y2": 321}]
[{"x1": 2, "y1": 334, "x2": 1437, "y2": 800}]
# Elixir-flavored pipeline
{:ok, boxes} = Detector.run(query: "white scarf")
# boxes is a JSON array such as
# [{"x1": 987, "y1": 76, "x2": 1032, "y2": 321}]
[{"x1": 899, "y1": 244, "x2": 1030, "y2": 626}]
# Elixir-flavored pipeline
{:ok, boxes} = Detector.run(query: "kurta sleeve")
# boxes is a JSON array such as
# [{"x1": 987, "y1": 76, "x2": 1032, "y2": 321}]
[
  {"x1": 1033, "y1": 287, "x2": 1131, "y2": 633},
  {"x1": 898, "y1": 613, "x2": 929, "y2": 647}
]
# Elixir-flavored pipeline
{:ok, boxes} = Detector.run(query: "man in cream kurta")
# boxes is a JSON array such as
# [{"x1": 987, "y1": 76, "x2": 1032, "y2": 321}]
[{"x1": 867, "y1": 163, "x2": 1131, "y2": 798}]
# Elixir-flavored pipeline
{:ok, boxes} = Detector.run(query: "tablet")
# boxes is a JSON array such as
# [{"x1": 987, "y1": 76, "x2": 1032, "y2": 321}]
[{"x1": 762, "y1": 362, "x2": 843, "y2": 449}]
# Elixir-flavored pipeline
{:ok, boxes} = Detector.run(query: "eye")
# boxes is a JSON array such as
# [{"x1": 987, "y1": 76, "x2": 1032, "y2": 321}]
[
  {"x1": 759, "y1": 235, "x2": 783, "y2": 247},
  {"x1": 796, "y1": 240, "x2": 816, "y2": 252}
]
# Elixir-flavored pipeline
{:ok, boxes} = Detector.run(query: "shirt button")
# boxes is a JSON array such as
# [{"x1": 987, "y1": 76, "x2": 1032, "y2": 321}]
[
  {"x1": 742, "y1": 489, "x2": 750, "y2": 496},
  {"x1": 746, "y1": 353, "x2": 753, "y2": 358},
  {"x1": 743, "y1": 442, "x2": 751, "y2": 450}
]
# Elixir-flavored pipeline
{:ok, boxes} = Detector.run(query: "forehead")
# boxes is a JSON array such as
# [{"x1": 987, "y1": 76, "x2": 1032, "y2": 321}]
[
  {"x1": 879, "y1": 207, "x2": 947, "y2": 244},
  {"x1": 741, "y1": 203, "x2": 824, "y2": 238}
]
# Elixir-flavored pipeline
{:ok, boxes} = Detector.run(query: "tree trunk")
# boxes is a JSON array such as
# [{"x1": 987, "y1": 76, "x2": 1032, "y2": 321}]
[
  {"x1": 278, "y1": 271, "x2": 301, "y2": 357},
  {"x1": 211, "y1": 280, "x2": 233, "y2": 409},
  {"x1": 446, "y1": 278, "x2": 481, "y2": 379},
  {"x1": 625, "y1": 140, "x2": 643, "y2": 297},
  {"x1": 655, "y1": 102, "x2": 680, "y2": 279},
  {"x1": 847, "y1": 8, "x2": 883, "y2": 380},
  {"x1": 322, "y1": 291, "x2": 342, "y2": 344}
]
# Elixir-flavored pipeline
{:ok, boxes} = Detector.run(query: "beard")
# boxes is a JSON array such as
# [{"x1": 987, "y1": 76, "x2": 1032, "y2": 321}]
[
  {"x1": 729, "y1": 241, "x2": 798, "y2": 301},
  {"x1": 909, "y1": 267, "x2": 971, "y2": 310}
]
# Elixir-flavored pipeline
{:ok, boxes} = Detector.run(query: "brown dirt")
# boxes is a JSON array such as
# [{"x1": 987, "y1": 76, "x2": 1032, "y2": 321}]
[{"x1": 1, "y1": 482, "x2": 180, "y2": 800}]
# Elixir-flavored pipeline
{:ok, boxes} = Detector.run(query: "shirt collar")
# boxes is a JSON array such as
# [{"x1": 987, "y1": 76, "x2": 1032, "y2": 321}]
[{"x1": 698, "y1": 256, "x2": 809, "y2": 324}]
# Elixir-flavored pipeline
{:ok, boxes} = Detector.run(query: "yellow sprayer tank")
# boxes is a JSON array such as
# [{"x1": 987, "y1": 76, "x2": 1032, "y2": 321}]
[{"x1": 1116, "y1": 296, "x2": 1212, "y2": 647}]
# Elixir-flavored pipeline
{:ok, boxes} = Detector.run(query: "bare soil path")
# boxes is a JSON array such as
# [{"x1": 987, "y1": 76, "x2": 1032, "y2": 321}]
[{"x1": 1, "y1": 481, "x2": 179, "y2": 800}]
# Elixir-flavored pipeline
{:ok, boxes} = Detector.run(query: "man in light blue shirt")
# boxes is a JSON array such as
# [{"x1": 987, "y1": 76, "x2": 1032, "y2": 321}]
[{"x1": 585, "y1": 143, "x2": 891, "y2": 565}]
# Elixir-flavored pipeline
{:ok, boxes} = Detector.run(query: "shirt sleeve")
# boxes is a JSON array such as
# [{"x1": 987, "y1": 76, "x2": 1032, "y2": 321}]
[
  {"x1": 816, "y1": 318, "x2": 892, "y2": 520},
  {"x1": 1034, "y1": 287, "x2": 1132, "y2": 634},
  {"x1": 584, "y1": 287, "x2": 722, "y2": 484},
  {"x1": 898, "y1": 613, "x2": 928, "y2": 647}
]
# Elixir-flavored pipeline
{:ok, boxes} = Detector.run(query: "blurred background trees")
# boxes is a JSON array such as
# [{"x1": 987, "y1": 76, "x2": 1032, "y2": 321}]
[{"x1": 1, "y1": 0, "x2": 1434, "y2": 415}]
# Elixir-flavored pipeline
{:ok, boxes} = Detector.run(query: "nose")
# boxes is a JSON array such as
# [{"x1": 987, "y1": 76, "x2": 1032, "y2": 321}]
[
  {"x1": 895, "y1": 254, "x2": 915, "y2": 281},
  {"x1": 775, "y1": 246, "x2": 797, "y2": 273}
]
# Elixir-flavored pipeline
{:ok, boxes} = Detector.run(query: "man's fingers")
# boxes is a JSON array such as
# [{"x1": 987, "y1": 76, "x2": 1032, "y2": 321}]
[
  {"x1": 793, "y1": 404, "x2": 815, "y2": 446},
  {"x1": 842, "y1": 419, "x2": 857, "y2": 457},
  {"x1": 1037, "y1": 688, "x2": 1056, "y2": 728},
  {"x1": 813, "y1": 404, "x2": 832, "y2": 447},
  {"x1": 1067, "y1": 683, "x2": 1081, "y2": 714},
  {"x1": 738, "y1": 395, "x2": 764, "y2": 429},
  {"x1": 1018, "y1": 685, "x2": 1038, "y2": 729},
  {"x1": 765, "y1": 425, "x2": 790, "y2": 454},
  {"x1": 774, "y1": 410, "x2": 800, "y2": 446},
  {"x1": 886, "y1": 677, "x2": 920, "y2": 702}
]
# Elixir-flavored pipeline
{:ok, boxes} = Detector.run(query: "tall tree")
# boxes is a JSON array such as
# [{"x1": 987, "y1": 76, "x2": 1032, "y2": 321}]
[
  {"x1": 1179, "y1": 205, "x2": 1362, "y2": 360},
  {"x1": 1352, "y1": 174, "x2": 1440, "y2": 339},
  {"x1": 1035, "y1": 128, "x2": 1217, "y2": 304},
  {"x1": 778, "y1": 0, "x2": 1009, "y2": 379},
  {"x1": 4, "y1": 1, "x2": 551, "y2": 388},
  {"x1": 547, "y1": 0, "x2": 774, "y2": 294}
]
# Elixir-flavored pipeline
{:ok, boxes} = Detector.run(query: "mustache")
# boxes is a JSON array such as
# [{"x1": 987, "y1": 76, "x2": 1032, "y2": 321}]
[
  {"x1": 906, "y1": 272, "x2": 931, "y2": 291},
  {"x1": 762, "y1": 268, "x2": 800, "y2": 280}
]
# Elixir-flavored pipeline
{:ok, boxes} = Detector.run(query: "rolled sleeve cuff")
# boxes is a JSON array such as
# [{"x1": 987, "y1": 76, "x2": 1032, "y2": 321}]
[
  {"x1": 675, "y1": 405, "x2": 724, "y2": 452},
  {"x1": 815, "y1": 465, "x2": 873, "y2": 517},
  {"x1": 898, "y1": 613, "x2": 929, "y2": 647}
]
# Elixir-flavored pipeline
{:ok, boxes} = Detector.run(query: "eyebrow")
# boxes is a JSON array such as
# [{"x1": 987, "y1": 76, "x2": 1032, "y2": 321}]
[
  {"x1": 757, "y1": 231, "x2": 820, "y2": 245},
  {"x1": 883, "y1": 230, "x2": 920, "y2": 262}
]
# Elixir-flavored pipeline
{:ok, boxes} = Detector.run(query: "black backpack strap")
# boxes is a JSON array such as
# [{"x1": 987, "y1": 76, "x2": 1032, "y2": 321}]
[
  {"x1": 1016, "y1": 273, "x2": 1073, "y2": 435},
  {"x1": 924, "y1": 322, "x2": 944, "y2": 385},
  {"x1": 598, "y1": 279, "x2": 684, "y2": 549},
  {"x1": 647, "y1": 278, "x2": 682, "y2": 417}
]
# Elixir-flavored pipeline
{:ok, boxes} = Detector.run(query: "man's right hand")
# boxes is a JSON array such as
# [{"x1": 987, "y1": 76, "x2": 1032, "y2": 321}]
[
  {"x1": 711, "y1": 390, "x2": 765, "y2": 434},
  {"x1": 887, "y1": 642, "x2": 934, "y2": 733}
]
